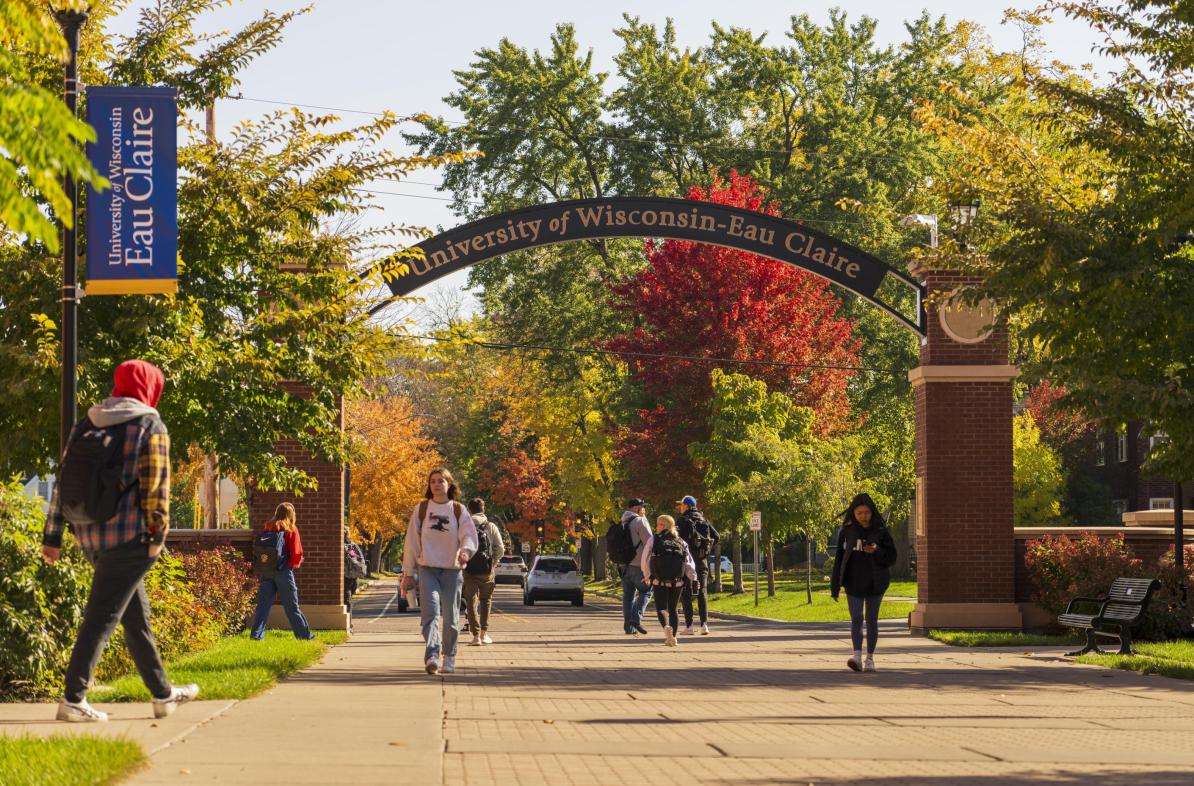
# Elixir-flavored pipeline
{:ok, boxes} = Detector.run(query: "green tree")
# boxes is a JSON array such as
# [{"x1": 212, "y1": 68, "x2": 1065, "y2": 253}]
[
  {"x1": 1013, "y1": 412, "x2": 1066, "y2": 525},
  {"x1": 0, "y1": 0, "x2": 104, "y2": 251},
  {"x1": 919, "y1": 1, "x2": 1194, "y2": 485}
]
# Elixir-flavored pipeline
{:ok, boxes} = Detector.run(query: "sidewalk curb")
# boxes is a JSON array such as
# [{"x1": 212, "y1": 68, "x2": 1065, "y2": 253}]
[{"x1": 588, "y1": 586, "x2": 906, "y2": 627}]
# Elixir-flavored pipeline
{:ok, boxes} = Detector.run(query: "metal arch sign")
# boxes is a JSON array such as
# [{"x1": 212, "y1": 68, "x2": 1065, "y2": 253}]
[{"x1": 373, "y1": 197, "x2": 925, "y2": 334}]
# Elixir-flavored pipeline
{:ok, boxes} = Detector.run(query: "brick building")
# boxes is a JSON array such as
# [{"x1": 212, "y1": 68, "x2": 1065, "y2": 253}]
[{"x1": 1092, "y1": 423, "x2": 1192, "y2": 517}]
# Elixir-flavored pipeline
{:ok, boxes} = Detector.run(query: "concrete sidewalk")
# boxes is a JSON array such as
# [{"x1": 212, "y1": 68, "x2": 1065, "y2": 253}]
[{"x1": 7, "y1": 577, "x2": 1194, "y2": 785}]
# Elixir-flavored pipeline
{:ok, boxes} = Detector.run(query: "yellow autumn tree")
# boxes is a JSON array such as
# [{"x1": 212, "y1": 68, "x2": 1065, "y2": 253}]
[{"x1": 346, "y1": 394, "x2": 442, "y2": 566}]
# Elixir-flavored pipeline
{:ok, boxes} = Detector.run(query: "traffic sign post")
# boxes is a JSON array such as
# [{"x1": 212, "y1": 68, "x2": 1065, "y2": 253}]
[
  {"x1": 520, "y1": 541, "x2": 530, "y2": 554},
  {"x1": 750, "y1": 512, "x2": 761, "y2": 606}
]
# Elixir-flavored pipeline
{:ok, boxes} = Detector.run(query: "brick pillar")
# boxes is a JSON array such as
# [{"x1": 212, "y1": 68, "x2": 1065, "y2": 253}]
[
  {"x1": 250, "y1": 383, "x2": 348, "y2": 631},
  {"x1": 909, "y1": 266, "x2": 1023, "y2": 631}
]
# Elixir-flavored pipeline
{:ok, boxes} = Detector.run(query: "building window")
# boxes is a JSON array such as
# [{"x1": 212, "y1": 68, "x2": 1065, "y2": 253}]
[
  {"x1": 1096, "y1": 432, "x2": 1106, "y2": 466},
  {"x1": 1112, "y1": 499, "x2": 1128, "y2": 519},
  {"x1": 1150, "y1": 433, "x2": 1168, "y2": 452},
  {"x1": 1116, "y1": 429, "x2": 1128, "y2": 463},
  {"x1": 1150, "y1": 498, "x2": 1175, "y2": 510},
  {"x1": 36, "y1": 478, "x2": 50, "y2": 501}
]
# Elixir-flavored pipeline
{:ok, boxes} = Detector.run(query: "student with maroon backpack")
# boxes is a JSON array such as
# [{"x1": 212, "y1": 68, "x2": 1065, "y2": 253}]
[{"x1": 640, "y1": 514, "x2": 697, "y2": 647}]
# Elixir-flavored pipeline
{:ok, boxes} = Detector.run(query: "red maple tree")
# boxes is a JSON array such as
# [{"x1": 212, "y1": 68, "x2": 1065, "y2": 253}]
[
  {"x1": 1024, "y1": 381, "x2": 1095, "y2": 454},
  {"x1": 476, "y1": 442, "x2": 573, "y2": 548},
  {"x1": 604, "y1": 171, "x2": 861, "y2": 500}
]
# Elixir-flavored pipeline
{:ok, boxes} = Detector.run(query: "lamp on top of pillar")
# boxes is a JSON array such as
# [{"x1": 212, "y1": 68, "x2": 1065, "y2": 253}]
[
  {"x1": 948, "y1": 198, "x2": 980, "y2": 227},
  {"x1": 900, "y1": 214, "x2": 939, "y2": 249}
]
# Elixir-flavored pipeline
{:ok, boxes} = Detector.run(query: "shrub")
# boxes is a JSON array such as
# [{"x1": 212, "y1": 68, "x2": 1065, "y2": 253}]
[
  {"x1": 176, "y1": 548, "x2": 255, "y2": 635},
  {"x1": 1025, "y1": 532, "x2": 1192, "y2": 639},
  {"x1": 0, "y1": 480, "x2": 89, "y2": 700},
  {"x1": 96, "y1": 551, "x2": 221, "y2": 682},
  {"x1": 1024, "y1": 532, "x2": 1140, "y2": 619}
]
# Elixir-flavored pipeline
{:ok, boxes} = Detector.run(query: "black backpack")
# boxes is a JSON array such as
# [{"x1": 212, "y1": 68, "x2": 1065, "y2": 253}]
[
  {"x1": 57, "y1": 417, "x2": 140, "y2": 527},
  {"x1": 688, "y1": 518, "x2": 713, "y2": 561},
  {"x1": 650, "y1": 533, "x2": 687, "y2": 581},
  {"x1": 605, "y1": 520, "x2": 638, "y2": 565},
  {"x1": 465, "y1": 521, "x2": 494, "y2": 575}
]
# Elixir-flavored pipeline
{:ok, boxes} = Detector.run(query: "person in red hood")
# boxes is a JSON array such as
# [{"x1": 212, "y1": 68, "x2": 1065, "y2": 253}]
[{"x1": 42, "y1": 360, "x2": 199, "y2": 723}]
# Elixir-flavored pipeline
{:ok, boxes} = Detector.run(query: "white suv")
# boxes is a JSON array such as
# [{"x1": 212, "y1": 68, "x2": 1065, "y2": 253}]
[
  {"x1": 523, "y1": 556, "x2": 584, "y2": 606},
  {"x1": 495, "y1": 555, "x2": 528, "y2": 586}
]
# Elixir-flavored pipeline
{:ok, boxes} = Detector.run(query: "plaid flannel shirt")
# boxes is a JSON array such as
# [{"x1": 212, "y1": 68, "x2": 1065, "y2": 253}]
[{"x1": 42, "y1": 415, "x2": 171, "y2": 558}]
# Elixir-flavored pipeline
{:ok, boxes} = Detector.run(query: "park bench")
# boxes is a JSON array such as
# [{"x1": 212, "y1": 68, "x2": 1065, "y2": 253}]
[{"x1": 1058, "y1": 576, "x2": 1160, "y2": 656}]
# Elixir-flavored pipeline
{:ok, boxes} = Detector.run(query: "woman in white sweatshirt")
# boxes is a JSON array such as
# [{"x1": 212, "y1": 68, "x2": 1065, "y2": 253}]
[
  {"x1": 401, "y1": 468, "x2": 478, "y2": 675},
  {"x1": 640, "y1": 515, "x2": 697, "y2": 647}
]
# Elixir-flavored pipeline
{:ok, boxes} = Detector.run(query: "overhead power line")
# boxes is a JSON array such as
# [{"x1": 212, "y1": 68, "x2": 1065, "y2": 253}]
[{"x1": 394, "y1": 331, "x2": 904, "y2": 376}]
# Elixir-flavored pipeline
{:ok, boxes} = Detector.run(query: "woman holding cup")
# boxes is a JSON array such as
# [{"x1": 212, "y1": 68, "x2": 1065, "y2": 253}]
[{"x1": 830, "y1": 493, "x2": 898, "y2": 672}]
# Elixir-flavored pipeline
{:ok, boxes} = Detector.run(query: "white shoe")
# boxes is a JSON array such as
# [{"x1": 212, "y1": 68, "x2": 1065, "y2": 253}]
[
  {"x1": 57, "y1": 699, "x2": 108, "y2": 723},
  {"x1": 152, "y1": 684, "x2": 199, "y2": 719},
  {"x1": 425, "y1": 658, "x2": 439, "y2": 675},
  {"x1": 864, "y1": 656, "x2": 876, "y2": 672},
  {"x1": 847, "y1": 657, "x2": 861, "y2": 672},
  {"x1": 682, "y1": 626, "x2": 695, "y2": 636},
  {"x1": 663, "y1": 625, "x2": 675, "y2": 646},
  {"x1": 481, "y1": 630, "x2": 493, "y2": 645},
  {"x1": 469, "y1": 633, "x2": 482, "y2": 646},
  {"x1": 700, "y1": 623, "x2": 710, "y2": 635},
  {"x1": 442, "y1": 656, "x2": 456, "y2": 674}
]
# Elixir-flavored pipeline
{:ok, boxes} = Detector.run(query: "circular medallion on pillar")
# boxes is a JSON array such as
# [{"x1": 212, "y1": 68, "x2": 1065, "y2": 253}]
[{"x1": 939, "y1": 287, "x2": 998, "y2": 344}]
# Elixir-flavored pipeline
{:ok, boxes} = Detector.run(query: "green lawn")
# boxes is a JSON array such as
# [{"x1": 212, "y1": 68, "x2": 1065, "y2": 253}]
[
  {"x1": 586, "y1": 573, "x2": 915, "y2": 623},
  {"x1": 1077, "y1": 640, "x2": 1194, "y2": 681},
  {"x1": 0, "y1": 735, "x2": 144, "y2": 786},
  {"x1": 928, "y1": 630, "x2": 1082, "y2": 647},
  {"x1": 91, "y1": 630, "x2": 346, "y2": 702}
]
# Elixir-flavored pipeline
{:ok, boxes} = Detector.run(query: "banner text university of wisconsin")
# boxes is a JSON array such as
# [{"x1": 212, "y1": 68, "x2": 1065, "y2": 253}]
[{"x1": 85, "y1": 86, "x2": 178, "y2": 295}]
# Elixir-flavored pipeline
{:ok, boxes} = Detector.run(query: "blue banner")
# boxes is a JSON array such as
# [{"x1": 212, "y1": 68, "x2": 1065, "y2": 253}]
[{"x1": 85, "y1": 86, "x2": 178, "y2": 295}]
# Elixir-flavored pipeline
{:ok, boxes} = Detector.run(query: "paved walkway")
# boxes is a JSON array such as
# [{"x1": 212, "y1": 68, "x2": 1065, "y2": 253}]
[{"x1": 5, "y1": 578, "x2": 1194, "y2": 784}]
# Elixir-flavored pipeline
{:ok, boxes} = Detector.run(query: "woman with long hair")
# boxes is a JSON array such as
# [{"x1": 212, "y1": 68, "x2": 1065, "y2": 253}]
[
  {"x1": 401, "y1": 468, "x2": 478, "y2": 674},
  {"x1": 830, "y1": 493, "x2": 898, "y2": 672},
  {"x1": 640, "y1": 514, "x2": 697, "y2": 648},
  {"x1": 250, "y1": 502, "x2": 316, "y2": 640}
]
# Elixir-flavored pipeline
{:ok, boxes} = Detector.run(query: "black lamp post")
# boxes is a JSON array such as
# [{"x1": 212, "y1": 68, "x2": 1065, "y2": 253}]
[{"x1": 53, "y1": 6, "x2": 88, "y2": 455}]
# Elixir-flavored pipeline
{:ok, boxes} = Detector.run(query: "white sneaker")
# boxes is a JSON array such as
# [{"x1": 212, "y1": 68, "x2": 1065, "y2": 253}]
[
  {"x1": 480, "y1": 630, "x2": 493, "y2": 645},
  {"x1": 425, "y1": 658, "x2": 439, "y2": 675},
  {"x1": 864, "y1": 656, "x2": 876, "y2": 673},
  {"x1": 682, "y1": 626, "x2": 695, "y2": 636},
  {"x1": 663, "y1": 625, "x2": 675, "y2": 646},
  {"x1": 700, "y1": 623, "x2": 710, "y2": 635},
  {"x1": 469, "y1": 633, "x2": 482, "y2": 646},
  {"x1": 442, "y1": 656, "x2": 456, "y2": 674},
  {"x1": 152, "y1": 684, "x2": 199, "y2": 719},
  {"x1": 847, "y1": 657, "x2": 862, "y2": 672},
  {"x1": 57, "y1": 699, "x2": 108, "y2": 723}
]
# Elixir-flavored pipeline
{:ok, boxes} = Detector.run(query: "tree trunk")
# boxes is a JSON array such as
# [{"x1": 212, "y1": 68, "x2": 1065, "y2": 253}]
[
  {"x1": 367, "y1": 537, "x2": 382, "y2": 576},
  {"x1": 579, "y1": 536, "x2": 592, "y2": 575},
  {"x1": 766, "y1": 533, "x2": 776, "y2": 597},
  {"x1": 713, "y1": 539, "x2": 723, "y2": 593},
  {"x1": 732, "y1": 535, "x2": 745, "y2": 594},
  {"x1": 594, "y1": 536, "x2": 607, "y2": 581},
  {"x1": 806, "y1": 531, "x2": 813, "y2": 604}
]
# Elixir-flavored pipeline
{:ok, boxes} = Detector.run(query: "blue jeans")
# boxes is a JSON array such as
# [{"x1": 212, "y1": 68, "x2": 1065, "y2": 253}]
[
  {"x1": 250, "y1": 568, "x2": 314, "y2": 640},
  {"x1": 621, "y1": 564, "x2": 652, "y2": 632},
  {"x1": 419, "y1": 566, "x2": 463, "y2": 662}
]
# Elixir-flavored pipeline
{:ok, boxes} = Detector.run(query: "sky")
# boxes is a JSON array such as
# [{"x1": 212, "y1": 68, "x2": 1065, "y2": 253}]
[{"x1": 106, "y1": 1, "x2": 1112, "y2": 320}]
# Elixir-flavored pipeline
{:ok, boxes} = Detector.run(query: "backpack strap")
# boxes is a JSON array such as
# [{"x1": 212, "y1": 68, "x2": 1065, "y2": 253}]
[
  {"x1": 417, "y1": 500, "x2": 429, "y2": 535},
  {"x1": 451, "y1": 501, "x2": 463, "y2": 528}
]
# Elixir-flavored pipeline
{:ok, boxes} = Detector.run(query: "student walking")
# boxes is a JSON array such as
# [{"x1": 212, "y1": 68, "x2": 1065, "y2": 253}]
[
  {"x1": 830, "y1": 493, "x2": 898, "y2": 672},
  {"x1": 250, "y1": 502, "x2": 317, "y2": 641},
  {"x1": 615, "y1": 499, "x2": 653, "y2": 636},
  {"x1": 41, "y1": 360, "x2": 199, "y2": 722},
  {"x1": 401, "y1": 468, "x2": 478, "y2": 675},
  {"x1": 641, "y1": 515, "x2": 697, "y2": 647},
  {"x1": 343, "y1": 531, "x2": 368, "y2": 634},
  {"x1": 463, "y1": 499, "x2": 506, "y2": 646},
  {"x1": 676, "y1": 495, "x2": 719, "y2": 635}
]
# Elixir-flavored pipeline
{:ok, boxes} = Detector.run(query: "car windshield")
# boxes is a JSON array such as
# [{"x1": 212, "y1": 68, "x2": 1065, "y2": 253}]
[
  {"x1": 499, "y1": 556, "x2": 524, "y2": 564},
  {"x1": 535, "y1": 559, "x2": 577, "y2": 573}
]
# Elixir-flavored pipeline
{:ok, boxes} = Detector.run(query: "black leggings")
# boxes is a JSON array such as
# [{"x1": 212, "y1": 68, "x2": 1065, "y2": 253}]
[
  {"x1": 681, "y1": 569, "x2": 709, "y2": 626},
  {"x1": 653, "y1": 585, "x2": 683, "y2": 631},
  {"x1": 847, "y1": 593, "x2": 883, "y2": 654}
]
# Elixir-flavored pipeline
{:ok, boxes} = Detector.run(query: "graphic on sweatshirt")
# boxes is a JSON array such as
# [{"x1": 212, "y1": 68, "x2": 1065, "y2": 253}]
[{"x1": 428, "y1": 514, "x2": 451, "y2": 532}]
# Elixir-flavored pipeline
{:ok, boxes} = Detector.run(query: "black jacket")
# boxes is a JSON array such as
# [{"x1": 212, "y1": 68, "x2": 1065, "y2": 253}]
[
  {"x1": 830, "y1": 523, "x2": 897, "y2": 599},
  {"x1": 677, "y1": 509, "x2": 719, "y2": 562}
]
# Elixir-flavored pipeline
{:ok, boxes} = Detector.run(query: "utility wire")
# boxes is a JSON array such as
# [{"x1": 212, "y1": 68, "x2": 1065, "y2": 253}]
[{"x1": 392, "y1": 331, "x2": 904, "y2": 376}]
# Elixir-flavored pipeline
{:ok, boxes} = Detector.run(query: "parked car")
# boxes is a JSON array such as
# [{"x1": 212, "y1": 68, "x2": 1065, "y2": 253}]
[
  {"x1": 523, "y1": 556, "x2": 584, "y2": 606},
  {"x1": 495, "y1": 555, "x2": 528, "y2": 585},
  {"x1": 710, "y1": 556, "x2": 734, "y2": 575}
]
